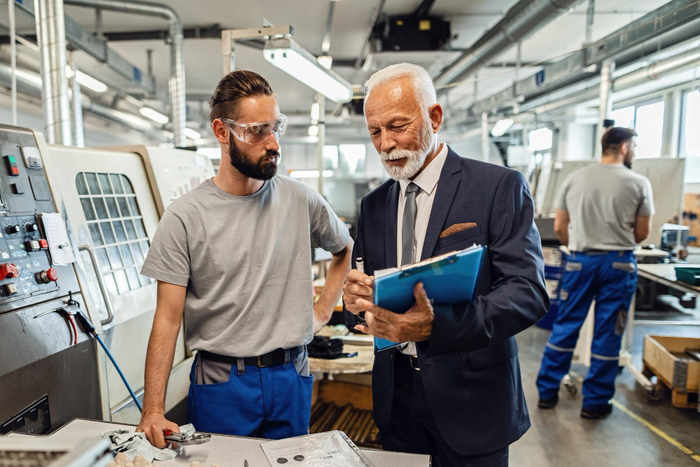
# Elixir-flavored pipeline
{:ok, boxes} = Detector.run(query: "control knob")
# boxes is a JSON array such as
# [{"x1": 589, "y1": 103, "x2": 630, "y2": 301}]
[
  {"x1": 5, "y1": 225, "x2": 20, "y2": 235},
  {"x1": 25, "y1": 223, "x2": 39, "y2": 232}
]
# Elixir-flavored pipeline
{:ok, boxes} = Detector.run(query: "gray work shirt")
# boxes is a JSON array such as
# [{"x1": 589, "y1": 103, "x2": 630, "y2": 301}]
[
  {"x1": 556, "y1": 163, "x2": 654, "y2": 252},
  {"x1": 141, "y1": 176, "x2": 349, "y2": 357}
]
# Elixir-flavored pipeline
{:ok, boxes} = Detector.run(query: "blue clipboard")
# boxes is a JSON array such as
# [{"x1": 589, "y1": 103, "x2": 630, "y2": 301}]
[{"x1": 372, "y1": 245, "x2": 486, "y2": 351}]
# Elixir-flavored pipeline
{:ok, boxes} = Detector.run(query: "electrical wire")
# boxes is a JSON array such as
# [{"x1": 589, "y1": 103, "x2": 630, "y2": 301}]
[
  {"x1": 72, "y1": 304, "x2": 143, "y2": 413},
  {"x1": 93, "y1": 332, "x2": 143, "y2": 412}
]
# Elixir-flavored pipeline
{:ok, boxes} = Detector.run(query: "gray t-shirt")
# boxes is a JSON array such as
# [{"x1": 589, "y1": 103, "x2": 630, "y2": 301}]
[
  {"x1": 556, "y1": 163, "x2": 654, "y2": 252},
  {"x1": 141, "y1": 176, "x2": 349, "y2": 357}
]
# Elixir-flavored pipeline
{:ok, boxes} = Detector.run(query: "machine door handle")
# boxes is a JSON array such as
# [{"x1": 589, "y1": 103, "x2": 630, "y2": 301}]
[{"x1": 78, "y1": 244, "x2": 115, "y2": 326}]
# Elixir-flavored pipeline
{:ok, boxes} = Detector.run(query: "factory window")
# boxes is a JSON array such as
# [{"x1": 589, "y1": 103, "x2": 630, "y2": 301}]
[
  {"x1": 76, "y1": 173, "x2": 153, "y2": 296},
  {"x1": 681, "y1": 90, "x2": 700, "y2": 182},
  {"x1": 635, "y1": 101, "x2": 665, "y2": 159},
  {"x1": 610, "y1": 101, "x2": 665, "y2": 159}
]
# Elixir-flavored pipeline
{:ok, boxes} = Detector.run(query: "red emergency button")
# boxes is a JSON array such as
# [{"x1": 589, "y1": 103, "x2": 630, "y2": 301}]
[
  {"x1": 0, "y1": 263, "x2": 19, "y2": 280},
  {"x1": 11, "y1": 167, "x2": 19, "y2": 176},
  {"x1": 46, "y1": 268, "x2": 58, "y2": 282},
  {"x1": 35, "y1": 268, "x2": 58, "y2": 284},
  {"x1": 39, "y1": 239, "x2": 48, "y2": 249}
]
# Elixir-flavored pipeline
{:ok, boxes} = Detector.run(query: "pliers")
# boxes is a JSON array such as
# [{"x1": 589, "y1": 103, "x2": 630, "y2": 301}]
[{"x1": 163, "y1": 430, "x2": 212, "y2": 445}]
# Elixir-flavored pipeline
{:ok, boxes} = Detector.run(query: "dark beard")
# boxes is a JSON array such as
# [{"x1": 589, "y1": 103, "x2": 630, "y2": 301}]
[
  {"x1": 228, "y1": 135, "x2": 279, "y2": 180},
  {"x1": 624, "y1": 159, "x2": 632, "y2": 169}
]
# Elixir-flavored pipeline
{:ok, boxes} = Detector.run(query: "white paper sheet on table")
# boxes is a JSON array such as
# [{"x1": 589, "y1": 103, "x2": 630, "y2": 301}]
[
  {"x1": 41, "y1": 213, "x2": 76, "y2": 266},
  {"x1": 261, "y1": 431, "x2": 376, "y2": 467}
]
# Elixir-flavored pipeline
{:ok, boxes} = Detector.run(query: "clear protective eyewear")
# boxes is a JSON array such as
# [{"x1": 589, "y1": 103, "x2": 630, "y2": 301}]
[{"x1": 220, "y1": 114, "x2": 288, "y2": 145}]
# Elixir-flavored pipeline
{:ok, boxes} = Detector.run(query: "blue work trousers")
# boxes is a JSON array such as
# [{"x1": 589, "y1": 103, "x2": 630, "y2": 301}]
[
  {"x1": 536, "y1": 251, "x2": 637, "y2": 409},
  {"x1": 186, "y1": 356, "x2": 313, "y2": 439}
]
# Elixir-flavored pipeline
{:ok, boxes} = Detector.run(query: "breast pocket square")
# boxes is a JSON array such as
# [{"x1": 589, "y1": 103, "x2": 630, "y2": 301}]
[{"x1": 440, "y1": 222, "x2": 479, "y2": 238}]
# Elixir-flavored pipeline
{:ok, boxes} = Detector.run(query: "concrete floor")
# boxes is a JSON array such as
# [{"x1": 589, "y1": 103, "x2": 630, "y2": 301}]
[{"x1": 510, "y1": 309, "x2": 700, "y2": 467}]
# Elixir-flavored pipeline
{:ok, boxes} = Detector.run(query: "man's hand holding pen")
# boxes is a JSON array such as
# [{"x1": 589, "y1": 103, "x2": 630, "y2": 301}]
[{"x1": 343, "y1": 265, "x2": 434, "y2": 342}]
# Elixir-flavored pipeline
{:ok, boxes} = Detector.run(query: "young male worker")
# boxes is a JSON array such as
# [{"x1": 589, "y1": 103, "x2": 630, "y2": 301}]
[
  {"x1": 537, "y1": 127, "x2": 654, "y2": 419},
  {"x1": 136, "y1": 70, "x2": 352, "y2": 447}
]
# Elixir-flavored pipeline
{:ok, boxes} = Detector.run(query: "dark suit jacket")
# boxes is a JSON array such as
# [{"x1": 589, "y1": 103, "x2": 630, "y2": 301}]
[{"x1": 345, "y1": 148, "x2": 549, "y2": 456}]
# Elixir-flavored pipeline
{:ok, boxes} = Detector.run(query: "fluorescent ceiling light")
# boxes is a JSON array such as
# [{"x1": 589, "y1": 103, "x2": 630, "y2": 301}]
[
  {"x1": 317, "y1": 55, "x2": 333, "y2": 70},
  {"x1": 310, "y1": 102, "x2": 320, "y2": 123},
  {"x1": 263, "y1": 38, "x2": 353, "y2": 103},
  {"x1": 289, "y1": 170, "x2": 333, "y2": 178},
  {"x1": 139, "y1": 107, "x2": 169, "y2": 124},
  {"x1": 491, "y1": 119, "x2": 514, "y2": 137},
  {"x1": 184, "y1": 128, "x2": 202, "y2": 140},
  {"x1": 308, "y1": 125, "x2": 319, "y2": 137},
  {"x1": 65, "y1": 66, "x2": 107, "y2": 93}
]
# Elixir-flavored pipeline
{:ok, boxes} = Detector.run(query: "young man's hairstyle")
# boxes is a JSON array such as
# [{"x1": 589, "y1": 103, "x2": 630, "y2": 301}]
[
  {"x1": 209, "y1": 70, "x2": 274, "y2": 122},
  {"x1": 601, "y1": 127, "x2": 637, "y2": 154}
]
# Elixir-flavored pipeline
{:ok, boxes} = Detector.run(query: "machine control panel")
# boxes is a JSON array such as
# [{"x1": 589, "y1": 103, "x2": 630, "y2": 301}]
[{"x1": 0, "y1": 124, "x2": 80, "y2": 313}]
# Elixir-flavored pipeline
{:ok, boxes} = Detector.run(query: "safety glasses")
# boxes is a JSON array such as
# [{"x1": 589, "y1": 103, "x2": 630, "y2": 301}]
[{"x1": 220, "y1": 114, "x2": 288, "y2": 145}]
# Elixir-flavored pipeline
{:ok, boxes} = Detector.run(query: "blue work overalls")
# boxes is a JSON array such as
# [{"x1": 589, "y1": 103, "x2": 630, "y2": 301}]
[
  {"x1": 186, "y1": 352, "x2": 313, "y2": 439},
  {"x1": 536, "y1": 250, "x2": 637, "y2": 409}
]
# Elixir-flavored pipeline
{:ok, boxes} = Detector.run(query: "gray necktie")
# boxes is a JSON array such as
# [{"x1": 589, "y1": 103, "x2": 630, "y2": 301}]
[{"x1": 401, "y1": 182, "x2": 420, "y2": 266}]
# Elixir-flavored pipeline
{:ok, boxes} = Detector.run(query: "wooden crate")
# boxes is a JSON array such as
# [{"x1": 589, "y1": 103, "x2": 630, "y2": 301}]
[{"x1": 643, "y1": 335, "x2": 700, "y2": 408}]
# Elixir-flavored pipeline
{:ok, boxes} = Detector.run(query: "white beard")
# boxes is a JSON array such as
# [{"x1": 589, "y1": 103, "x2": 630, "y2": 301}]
[{"x1": 380, "y1": 124, "x2": 435, "y2": 180}]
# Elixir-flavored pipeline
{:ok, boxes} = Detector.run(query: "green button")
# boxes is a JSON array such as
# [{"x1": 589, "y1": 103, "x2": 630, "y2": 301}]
[{"x1": 8, "y1": 156, "x2": 16, "y2": 163}]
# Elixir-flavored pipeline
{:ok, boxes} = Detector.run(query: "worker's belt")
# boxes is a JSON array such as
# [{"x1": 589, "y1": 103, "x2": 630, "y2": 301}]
[
  {"x1": 200, "y1": 346, "x2": 303, "y2": 368},
  {"x1": 396, "y1": 351, "x2": 421, "y2": 371}
]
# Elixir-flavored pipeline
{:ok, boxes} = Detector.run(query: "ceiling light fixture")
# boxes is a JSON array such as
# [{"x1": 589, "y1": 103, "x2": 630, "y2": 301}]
[
  {"x1": 308, "y1": 125, "x2": 319, "y2": 137},
  {"x1": 317, "y1": 55, "x2": 333, "y2": 70},
  {"x1": 65, "y1": 66, "x2": 108, "y2": 93},
  {"x1": 184, "y1": 128, "x2": 202, "y2": 140},
  {"x1": 490, "y1": 118, "x2": 514, "y2": 137},
  {"x1": 139, "y1": 107, "x2": 170, "y2": 124},
  {"x1": 263, "y1": 38, "x2": 353, "y2": 103}
]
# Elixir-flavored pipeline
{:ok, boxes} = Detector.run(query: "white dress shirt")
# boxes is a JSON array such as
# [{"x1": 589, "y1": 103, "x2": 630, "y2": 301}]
[{"x1": 396, "y1": 142, "x2": 448, "y2": 356}]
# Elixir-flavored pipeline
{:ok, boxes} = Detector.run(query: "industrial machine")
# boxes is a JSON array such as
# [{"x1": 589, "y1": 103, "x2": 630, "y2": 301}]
[
  {"x1": 0, "y1": 437, "x2": 112, "y2": 467},
  {"x1": 34, "y1": 140, "x2": 214, "y2": 424},
  {"x1": 0, "y1": 124, "x2": 101, "y2": 434}
]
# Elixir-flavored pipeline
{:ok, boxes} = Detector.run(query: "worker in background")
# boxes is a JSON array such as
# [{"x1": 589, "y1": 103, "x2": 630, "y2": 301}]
[
  {"x1": 136, "y1": 70, "x2": 352, "y2": 447},
  {"x1": 343, "y1": 63, "x2": 549, "y2": 467},
  {"x1": 536, "y1": 127, "x2": 654, "y2": 419}
]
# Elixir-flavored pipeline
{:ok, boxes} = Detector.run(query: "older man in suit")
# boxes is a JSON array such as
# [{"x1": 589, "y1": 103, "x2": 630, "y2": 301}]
[{"x1": 343, "y1": 63, "x2": 549, "y2": 467}]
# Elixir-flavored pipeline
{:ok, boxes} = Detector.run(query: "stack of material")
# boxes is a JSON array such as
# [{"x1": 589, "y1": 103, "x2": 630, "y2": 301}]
[{"x1": 309, "y1": 402, "x2": 380, "y2": 448}]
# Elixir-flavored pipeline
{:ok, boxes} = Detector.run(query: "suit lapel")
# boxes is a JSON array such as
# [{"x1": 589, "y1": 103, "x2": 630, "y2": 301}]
[
  {"x1": 384, "y1": 181, "x2": 400, "y2": 268},
  {"x1": 420, "y1": 149, "x2": 463, "y2": 260}
]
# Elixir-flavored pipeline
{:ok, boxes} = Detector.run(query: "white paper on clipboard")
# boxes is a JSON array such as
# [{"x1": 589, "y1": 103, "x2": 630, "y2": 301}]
[
  {"x1": 41, "y1": 213, "x2": 76, "y2": 266},
  {"x1": 261, "y1": 431, "x2": 376, "y2": 467}
]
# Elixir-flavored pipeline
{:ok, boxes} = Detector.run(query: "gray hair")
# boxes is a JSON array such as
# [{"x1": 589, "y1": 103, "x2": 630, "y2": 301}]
[{"x1": 363, "y1": 63, "x2": 437, "y2": 115}]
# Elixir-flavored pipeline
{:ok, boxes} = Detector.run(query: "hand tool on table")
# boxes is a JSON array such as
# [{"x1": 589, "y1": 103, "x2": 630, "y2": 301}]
[{"x1": 163, "y1": 430, "x2": 212, "y2": 445}]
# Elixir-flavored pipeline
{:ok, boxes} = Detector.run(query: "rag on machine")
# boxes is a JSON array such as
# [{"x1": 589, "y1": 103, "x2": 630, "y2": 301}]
[{"x1": 101, "y1": 424, "x2": 196, "y2": 462}]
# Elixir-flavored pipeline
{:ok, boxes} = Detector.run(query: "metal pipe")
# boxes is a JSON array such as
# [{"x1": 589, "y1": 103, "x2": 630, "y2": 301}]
[
  {"x1": 523, "y1": 45, "x2": 700, "y2": 115},
  {"x1": 321, "y1": 0, "x2": 336, "y2": 55},
  {"x1": 481, "y1": 112, "x2": 490, "y2": 162},
  {"x1": 0, "y1": 62, "x2": 172, "y2": 142},
  {"x1": 350, "y1": 0, "x2": 386, "y2": 84},
  {"x1": 63, "y1": 0, "x2": 187, "y2": 147},
  {"x1": 69, "y1": 55, "x2": 85, "y2": 147},
  {"x1": 8, "y1": 0, "x2": 17, "y2": 125},
  {"x1": 95, "y1": 8, "x2": 103, "y2": 39},
  {"x1": 584, "y1": 0, "x2": 595, "y2": 45},
  {"x1": 434, "y1": 0, "x2": 585, "y2": 93},
  {"x1": 35, "y1": 0, "x2": 72, "y2": 145},
  {"x1": 596, "y1": 59, "x2": 614, "y2": 159},
  {"x1": 317, "y1": 93, "x2": 326, "y2": 196}
]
